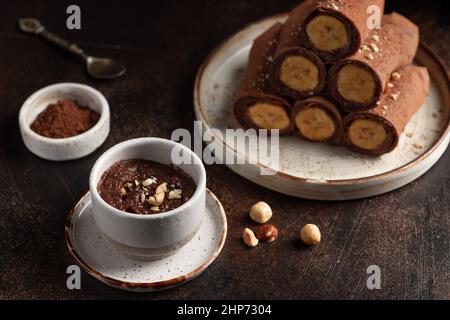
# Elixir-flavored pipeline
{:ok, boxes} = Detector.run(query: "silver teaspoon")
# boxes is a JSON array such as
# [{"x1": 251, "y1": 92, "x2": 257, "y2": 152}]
[{"x1": 18, "y1": 18, "x2": 126, "y2": 79}]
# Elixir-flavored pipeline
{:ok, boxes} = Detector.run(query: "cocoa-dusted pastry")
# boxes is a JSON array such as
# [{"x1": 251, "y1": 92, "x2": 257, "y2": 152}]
[
  {"x1": 291, "y1": 96, "x2": 344, "y2": 145},
  {"x1": 271, "y1": 1, "x2": 326, "y2": 100},
  {"x1": 233, "y1": 23, "x2": 292, "y2": 135},
  {"x1": 344, "y1": 66, "x2": 430, "y2": 157},
  {"x1": 328, "y1": 13, "x2": 419, "y2": 112},
  {"x1": 300, "y1": 0, "x2": 385, "y2": 62},
  {"x1": 97, "y1": 159, "x2": 197, "y2": 215}
]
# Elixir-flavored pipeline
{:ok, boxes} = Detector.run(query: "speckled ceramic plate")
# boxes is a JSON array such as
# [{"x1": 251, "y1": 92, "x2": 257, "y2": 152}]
[
  {"x1": 194, "y1": 14, "x2": 450, "y2": 200},
  {"x1": 65, "y1": 189, "x2": 227, "y2": 292}
]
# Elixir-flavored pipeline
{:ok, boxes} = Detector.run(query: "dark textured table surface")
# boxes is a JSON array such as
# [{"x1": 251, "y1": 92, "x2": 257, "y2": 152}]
[{"x1": 0, "y1": 0, "x2": 449, "y2": 300}]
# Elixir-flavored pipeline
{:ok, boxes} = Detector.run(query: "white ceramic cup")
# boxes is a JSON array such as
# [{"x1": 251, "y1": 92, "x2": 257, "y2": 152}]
[
  {"x1": 19, "y1": 83, "x2": 110, "y2": 161},
  {"x1": 89, "y1": 137, "x2": 206, "y2": 261}
]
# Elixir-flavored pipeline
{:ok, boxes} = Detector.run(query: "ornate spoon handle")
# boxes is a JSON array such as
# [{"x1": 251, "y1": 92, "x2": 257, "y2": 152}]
[{"x1": 18, "y1": 18, "x2": 88, "y2": 62}]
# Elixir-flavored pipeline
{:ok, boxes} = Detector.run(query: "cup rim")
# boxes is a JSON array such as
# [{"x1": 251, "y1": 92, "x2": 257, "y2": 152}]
[
  {"x1": 89, "y1": 137, "x2": 207, "y2": 220},
  {"x1": 18, "y1": 82, "x2": 110, "y2": 145}
]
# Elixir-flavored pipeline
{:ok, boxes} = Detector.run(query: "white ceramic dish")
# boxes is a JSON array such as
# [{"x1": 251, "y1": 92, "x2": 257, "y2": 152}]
[
  {"x1": 194, "y1": 14, "x2": 450, "y2": 200},
  {"x1": 19, "y1": 83, "x2": 110, "y2": 161},
  {"x1": 65, "y1": 189, "x2": 227, "y2": 292},
  {"x1": 89, "y1": 137, "x2": 206, "y2": 261}
]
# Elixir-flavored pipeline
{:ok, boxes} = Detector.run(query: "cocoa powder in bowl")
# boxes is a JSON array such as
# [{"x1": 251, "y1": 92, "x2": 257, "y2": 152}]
[{"x1": 30, "y1": 99, "x2": 100, "y2": 139}]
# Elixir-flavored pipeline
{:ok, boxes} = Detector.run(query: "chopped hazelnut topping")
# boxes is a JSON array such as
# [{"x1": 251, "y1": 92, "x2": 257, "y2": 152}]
[
  {"x1": 382, "y1": 105, "x2": 388, "y2": 110},
  {"x1": 330, "y1": 3, "x2": 339, "y2": 10},
  {"x1": 154, "y1": 191, "x2": 165, "y2": 204},
  {"x1": 155, "y1": 182, "x2": 168, "y2": 195},
  {"x1": 372, "y1": 34, "x2": 380, "y2": 42},
  {"x1": 390, "y1": 93, "x2": 399, "y2": 101},
  {"x1": 147, "y1": 196, "x2": 158, "y2": 206},
  {"x1": 168, "y1": 189, "x2": 182, "y2": 200},
  {"x1": 150, "y1": 206, "x2": 160, "y2": 212},
  {"x1": 98, "y1": 159, "x2": 196, "y2": 215},
  {"x1": 391, "y1": 72, "x2": 402, "y2": 81},
  {"x1": 387, "y1": 82, "x2": 394, "y2": 89},
  {"x1": 369, "y1": 43, "x2": 380, "y2": 53},
  {"x1": 366, "y1": 53, "x2": 374, "y2": 60},
  {"x1": 147, "y1": 182, "x2": 168, "y2": 205},
  {"x1": 148, "y1": 193, "x2": 165, "y2": 205},
  {"x1": 142, "y1": 178, "x2": 155, "y2": 187}
]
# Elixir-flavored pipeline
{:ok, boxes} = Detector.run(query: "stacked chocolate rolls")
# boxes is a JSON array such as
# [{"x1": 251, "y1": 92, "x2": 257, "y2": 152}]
[
  {"x1": 270, "y1": 1, "x2": 327, "y2": 100},
  {"x1": 344, "y1": 66, "x2": 429, "y2": 156},
  {"x1": 328, "y1": 13, "x2": 419, "y2": 111},
  {"x1": 233, "y1": 23, "x2": 292, "y2": 135},
  {"x1": 300, "y1": 0, "x2": 385, "y2": 62},
  {"x1": 291, "y1": 96, "x2": 344, "y2": 145},
  {"x1": 233, "y1": 0, "x2": 430, "y2": 157}
]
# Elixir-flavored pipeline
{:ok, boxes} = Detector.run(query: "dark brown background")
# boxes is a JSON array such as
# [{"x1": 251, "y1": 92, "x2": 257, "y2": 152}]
[{"x1": 0, "y1": 0, "x2": 449, "y2": 300}]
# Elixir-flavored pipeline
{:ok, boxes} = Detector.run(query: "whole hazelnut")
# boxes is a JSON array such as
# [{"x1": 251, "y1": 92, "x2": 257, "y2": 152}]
[
  {"x1": 249, "y1": 201, "x2": 273, "y2": 224},
  {"x1": 300, "y1": 224, "x2": 321, "y2": 245},
  {"x1": 243, "y1": 228, "x2": 259, "y2": 248},
  {"x1": 255, "y1": 224, "x2": 278, "y2": 243}
]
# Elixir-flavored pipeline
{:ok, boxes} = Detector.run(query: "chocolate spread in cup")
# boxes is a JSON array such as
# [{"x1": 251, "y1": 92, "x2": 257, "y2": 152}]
[{"x1": 97, "y1": 159, "x2": 196, "y2": 215}]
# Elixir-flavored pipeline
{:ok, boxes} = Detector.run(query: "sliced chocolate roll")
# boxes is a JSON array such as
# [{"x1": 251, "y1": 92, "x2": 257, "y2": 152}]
[
  {"x1": 328, "y1": 13, "x2": 419, "y2": 112},
  {"x1": 300, "y1": 0, "x2": 385, "y2": 62},
  {"x1": 233, "y1": 23, "x2": 292, "y2": 135},
  {"x1": 344, "y1": 66, "x2": 430, "y2": 156},
  {"x1": 271, "y1": 1, "x2": 326, "y2": 100},
  {"x1": 291, "y1": 96, "x2": 344, "y2": 145}
]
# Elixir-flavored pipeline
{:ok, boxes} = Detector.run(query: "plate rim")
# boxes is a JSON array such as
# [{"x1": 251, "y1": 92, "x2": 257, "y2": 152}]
[
  {"x1": 64, "y1": 188, "x2": 228, "y2": 292},
  {"x1": 193, "y1": 13, "x2": 450, "y2": 186}
]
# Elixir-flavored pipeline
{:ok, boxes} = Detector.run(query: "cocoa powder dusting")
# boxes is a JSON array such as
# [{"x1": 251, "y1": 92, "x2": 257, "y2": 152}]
[{"x1": 30, "y1": 99, "x2": 100, "y2": 139}]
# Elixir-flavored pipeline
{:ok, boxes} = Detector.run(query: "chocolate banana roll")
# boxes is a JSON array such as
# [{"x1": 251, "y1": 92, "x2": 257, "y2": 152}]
[
  {"x1": 291, "y1": 97, "x2": 344, "y2": 145},
  {"x1": 328, "y1": 13, "x2": 419, "y2": 112},
  {"x1": 300, "y1": 0, "x2": 385, "y2": 62},
  {"x1": 233, "y1": 23, "x2": 292, "y2": 135},
  {"x1": 344, "y1": 66, "x2": 430, "y2": 157},
  {"x1": 271, "y1": 1, "x2": 326, "y2": 100}
]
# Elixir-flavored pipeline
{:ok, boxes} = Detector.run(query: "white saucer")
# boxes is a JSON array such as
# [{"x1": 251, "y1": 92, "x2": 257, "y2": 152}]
[{"x1": 65, "y1": 189, "x2": 227, "y2": 292}]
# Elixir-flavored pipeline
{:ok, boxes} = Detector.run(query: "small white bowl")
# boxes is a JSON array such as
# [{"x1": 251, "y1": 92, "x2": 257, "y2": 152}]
[
  {"x1": 19, "y1": 83, "x2": 110, "y2": 161},
  {"x1": 89, "y1": 138, "x2": 207, "y2": 261}
]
